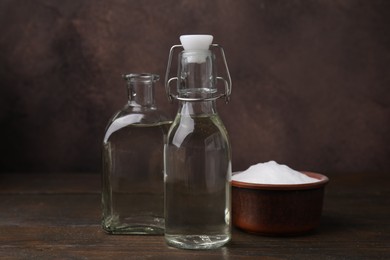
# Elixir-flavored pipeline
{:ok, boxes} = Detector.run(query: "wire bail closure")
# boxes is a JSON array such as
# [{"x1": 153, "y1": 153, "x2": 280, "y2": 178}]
[{"x1": 165, "y1": 44, "x2": 232, "y2": 103}]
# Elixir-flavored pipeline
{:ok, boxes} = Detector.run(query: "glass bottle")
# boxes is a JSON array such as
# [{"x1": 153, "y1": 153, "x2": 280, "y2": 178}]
[
  {"x1": 164, "y1": 35, "x2": 232, "y2": 249},
  {"x1": 102, "y1": 73, "x2": 171, "y2": 235}
]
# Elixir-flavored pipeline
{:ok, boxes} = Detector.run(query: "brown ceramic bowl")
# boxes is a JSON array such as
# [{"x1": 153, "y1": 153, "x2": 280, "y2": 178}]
[{"x1": 231, "y1": 171, "x2": 329, "y2": 236}]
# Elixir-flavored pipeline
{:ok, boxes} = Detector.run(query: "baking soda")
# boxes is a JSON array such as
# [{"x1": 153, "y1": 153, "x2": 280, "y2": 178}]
[{"x1": 232, "y1": 161, "x2": 319, "y2": 184}]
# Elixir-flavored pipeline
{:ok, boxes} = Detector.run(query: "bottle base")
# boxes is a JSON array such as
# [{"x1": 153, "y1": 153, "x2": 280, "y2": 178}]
[
  {"x1": 102, "y1": 216, "x2": 164, "y2": 235},
  {"x1": 103, "y1": 225, "x2": 164, "y2": 235},
  {"x1": 165, "y1": 234, "x2": 230, "y2": 250}
]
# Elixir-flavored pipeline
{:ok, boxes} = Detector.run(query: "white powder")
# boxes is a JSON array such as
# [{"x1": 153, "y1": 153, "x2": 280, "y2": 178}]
[{"x1": 232, "y1": 161, "x2": 319, "y2": 185}]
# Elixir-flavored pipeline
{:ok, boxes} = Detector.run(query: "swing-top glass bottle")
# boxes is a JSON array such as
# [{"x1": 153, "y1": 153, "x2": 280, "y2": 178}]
[{"x1": 164, "y1": 35, "x2": 232, "y2": 249}]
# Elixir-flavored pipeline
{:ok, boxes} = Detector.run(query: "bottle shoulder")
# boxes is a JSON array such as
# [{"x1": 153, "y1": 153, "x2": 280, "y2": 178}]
[
  {"x1": 104, "y1": 105, "x2": 172, "y2": 143},
  {"x1": 108, "y1": 105, "x2": 171, "y2": 125},
  {"x1": 167, "y1": 114, "x2": 229, "y2": 147}
]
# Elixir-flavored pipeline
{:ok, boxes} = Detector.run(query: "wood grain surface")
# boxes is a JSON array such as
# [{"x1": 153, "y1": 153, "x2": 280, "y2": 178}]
[{"x1": 0, "y1": 173, "x2": 389, "y2": 259}]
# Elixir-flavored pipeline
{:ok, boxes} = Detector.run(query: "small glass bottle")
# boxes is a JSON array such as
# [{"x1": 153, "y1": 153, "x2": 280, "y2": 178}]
[
  {"x1": 164, "y1": 35, "x2": 232, "y2": 249},
  {"x1": 102, "y1": 73, "x2": 171, "y2": 235}
]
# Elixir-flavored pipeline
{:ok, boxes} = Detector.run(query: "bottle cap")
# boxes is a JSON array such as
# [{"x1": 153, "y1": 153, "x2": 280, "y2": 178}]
[
  {"x1": 180, "y1": 35, "x2": 213, "y2": 51},
  {"x1": 180, "y1": 35, "x2": 213, "y2": 63}
]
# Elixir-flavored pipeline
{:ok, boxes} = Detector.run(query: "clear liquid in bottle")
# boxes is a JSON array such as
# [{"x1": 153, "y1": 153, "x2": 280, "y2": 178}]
[
  {"x1": 102, "y1": 121, "x2": 171, "y2": 234},
  {"x1": 164, "y1": 114, "x2": 231, "y2": 249}
]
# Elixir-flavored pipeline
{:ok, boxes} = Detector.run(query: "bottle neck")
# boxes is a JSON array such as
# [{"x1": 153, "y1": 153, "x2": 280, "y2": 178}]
[
  {"x1": 175, "y1": 50, "x2": 219, "y2": 116},
  {"x1": 124, "y1": 74, "x2": 158, "y2": 110},
  {"x1": 178, "y1": 50, "x2": 216, "y2": 100},
  {"x1": 127, "y1": 83, "x2": 156, "y2": 109}
]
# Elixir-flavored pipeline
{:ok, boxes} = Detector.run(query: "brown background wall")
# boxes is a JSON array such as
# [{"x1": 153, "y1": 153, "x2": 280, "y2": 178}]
[{"x1": 0, "y1": 0, "x2": 389, "y2": 175}]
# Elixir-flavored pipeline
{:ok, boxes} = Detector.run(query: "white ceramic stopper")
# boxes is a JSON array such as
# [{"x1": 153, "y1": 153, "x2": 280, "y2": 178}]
[
  {"x1": 180, "y1": 35, "x2": 213, "y2": 51},
  {"x1": 180, "y1": 35, "x2": 213, "y2": 63}
]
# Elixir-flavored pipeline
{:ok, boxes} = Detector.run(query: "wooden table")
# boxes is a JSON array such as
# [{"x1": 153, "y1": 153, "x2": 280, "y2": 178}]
[{"x1": 0, "y1": 172, "x2": 389, "y2": 259}]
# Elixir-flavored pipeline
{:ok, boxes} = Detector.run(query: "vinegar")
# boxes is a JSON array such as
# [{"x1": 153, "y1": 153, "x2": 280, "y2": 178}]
[{"x1": 164, "y1": 115, "x2": 231, "y2": 249}]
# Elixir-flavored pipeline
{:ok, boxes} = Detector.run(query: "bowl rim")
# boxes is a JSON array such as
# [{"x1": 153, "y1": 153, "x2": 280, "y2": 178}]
[{"x1": 231, "y1": 171, "x2": 329, "y2": 190}]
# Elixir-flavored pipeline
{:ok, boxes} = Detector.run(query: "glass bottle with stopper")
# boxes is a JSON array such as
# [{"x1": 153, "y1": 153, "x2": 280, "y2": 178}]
[
  {"x1": 164, "y1": 35, "x2": 232, "y2": 249},
  {"x1": 102, "y1": 73, "x2": 171, "y2": 235}
]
